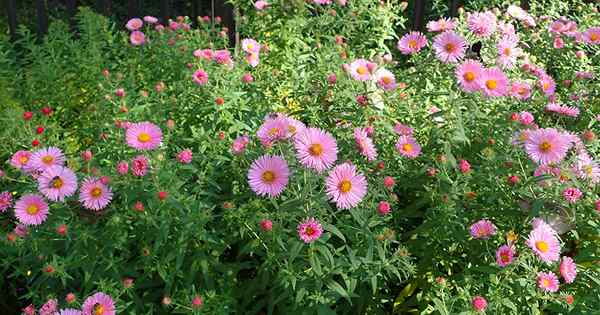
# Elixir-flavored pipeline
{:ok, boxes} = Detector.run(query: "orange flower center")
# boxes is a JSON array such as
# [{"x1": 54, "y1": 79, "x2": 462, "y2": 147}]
[
  {"x1": 463, "y1": 71, "x2": 475, "y2": 82},
  {"x1": 42, "y1": 155, "x2": 54, "y2": 164},
  {"x1": 503, "y1": 47, "x2": 511, "y2": 56},
  {"x1": 542, "y1": 279, "x2": 550, "y2": 287},
  {"x1": 309, "y1": 143, "x2": 323, "y2": 156},
  {"x1": 288, "y1": 125, "x2": 297, "y2": 134},
  {"x1": 500, "y1": 253, "x2": 510, "y2": 262},
  {"x1": 408, "y1": 39, "x2": 418, "y2": 49},
  {"x1": 402, "y1": 143, "x2": 413, "y2": 153},
  {"x1": 444, "y1": 43, "x2": 456, "y2": 53},
  {"x1": 536, "y1": 241, "x2": 549, "y2": 253},
  {"x1": 590, "y1": 33, "x2": 599, "y2": 41},
  {"x1": 382, "y1": 76, "x2": 392, "y2": 84},
  {"x1": 305, "y1": 226, "x2": 315, "y2": 236},
  {"x1": 91, "y1": 187, "x2": 103, "y2": 197},
  {"x1": 539, "y1": 141, "x2": 552, "y2": 153},
  {"x1": 518, "y1": 87, "x2": 527, "y2": 95},
  {"x1": 137, "y1": 132, "x2": 151, "y2": 143},
  {"x1": 261, "y1": 171, "x2": 275, "y2": 183},
  {"x1": 94, "y1": 304, "x2": 105, "y2": 315},
  {"x1": 356, "y1": 66, "x2": 367, "y2": 75},
  {"x1": 486, "y1": 80, "x2": 498, "y2": 90},
  {"x1": 543, "y1": 82, "x2": 550, "y2": 90},
  {"x1": 26, "y1": 204, "x2": 39, "y2": 215},
  {"x1": 51, "y1": 178, "x2": 64, "y2": 189},
  {"x1": 19, "y1": 156, "x2": 29, "y2": 164},
  {"x1": 339, "y1": 180, "x2": 352, "y2": 193}
]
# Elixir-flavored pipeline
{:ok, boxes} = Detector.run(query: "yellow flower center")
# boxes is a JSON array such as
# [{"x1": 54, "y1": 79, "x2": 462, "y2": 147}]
[
  {"x1": 543, "y1": 82, "x2": 550, "y2": 90},
  {"x1": 19, "y1": 156, "x2": 29, "y2": 164},
  {"x1": 402, "y1": 143, "x2": 413, "y2": 153},
  {"x1": 288, "y1": 125, "x2": 297, "y2": 134},
  {"x1": 463, "y1": 71, "x2": 475, "y2": 82},
  {"x1": 486, "y1": 80, "x2": 498, "y2": 90},
  {"x1": 518, "y1": 87, "x2": 527, "y2": 95},
  {"x1": 539, "y1": 141, "x2": 552, "y2": 153},
  {"x1": 309, "y1": 143, "x2": 323, "y2": 156},
  {"x1": 26, "y1": 204, "x2": 39, "y2": 215},
  {"x1": 408, "y1": 39, "x2": 418, "y2": 49},
  {"x1": 261, "y1": 171, "x2": 275, "y2": 183},
  {"x1": 444, "y1": 43, "x2": 456, "y2": 53},
  {"x1": 584, "y1": 165, "x2": 594, "y2": 176},
  {"x1": 247, "y1": 43, "x2": 254, "y2": 51},
  {"x1": 500, "y1": 253, "x2": 510, "y2": 262},
  {"x1": 542, "y1": 279, "x2": 550, "y2": 287},
  {"x1": 356, "y1": 66, "x2": 367, "y2": 75},
  {"x1": 536, "y1": 241, "x2": 549, "y2": 253},
  {"x1": 305, "y1": 226, "x2": 315, "y2": 236},
  {"x1": 137, "y1": 132, "x2": 151, "y2": 143},
  {"x1": 339, "y1": 180, "x2": 352, "y2": 193},
  {"x1": 94, "y1": 304, "x2": 105, "y2": 315},
  {"x1": 51, "y1": 178, "x2": 64, "y2": 189},
  {"x1": 268, "y1": 127, "x2": 280, "y2": 137},
  {"x1": 590, "y1": 33, "x2": 599, "y2": 41},
  {"x1": 503, "y1": 47, "x2": 511, "y2": 56},
  {"x1": 42, "y1": 155, "x2": 54, "y2": 164},
  {"x1": 91, "y1": 187, "x2": 103, "y2": 197},
  {"x1": 382, "y1": 76, "x2": 392, "y2": 84}
]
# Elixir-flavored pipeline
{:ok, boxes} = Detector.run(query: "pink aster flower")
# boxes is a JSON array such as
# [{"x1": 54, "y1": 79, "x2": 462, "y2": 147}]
[
  {"x1": 510, "y1": 81, "x2": 532, "y2": 100},
  {"x1": 469, "y1": 219, "x2": 497, "y2": 239},
  {"x1": 79, "y1": 177, "x2": 113, "y2": 211},
  {"x1": 177, "y1": 149, "x2": 193, "y2": 164},
  {"x1": 432, "y1": 31, "x2": 467, "y2": 63},
  {"x1": 537, "y1": 271, "x2": 559, "y2": 292},
  {"x1": 0, "y1": 191, "x2": 12, "y2": 212},
  {"x1": 28, "y1": 147, "x2": 66, "y2": 172},
  {"x1": 583, "y1": 27, "x2": 600, "y2": 45},
  {"x1": 247, "y1": 155, "x2": 290, "y2": 198},
  {"x1": 478, "y1": 67, "x2": 509, "y2": 97},
  {"x1": 397, "y1": 32, "x2": 427, "y2": 55},
  {"x1": 563, "y1": 187, "x2": 582, "y2": 203},
  {"x1": 395, "y1": 135, "x2": 421, "y2": 159},
  {"x1": 192, "y1": 69, "x2": 208, "y2": 85},
  {"x1": 116, "y1": 161, "x2": 129, "y2": 175},
  {"x1": 10, "y1": 150, "x2": 32, "y2": 170},
  {"x1": 212, "y1": 49, "x2": 233, "y2": 65},
  {"x1": 459, "y1": 159, "x2": 471, "y2": 173},
  {"x1": 39, "y1": 299, "x2": 58, "y2": 315},
  {"x1": 519, "y1": 111, "x2": 535, "y2": 125},
  {"x1": 297, "y1": 217, "x2": 323, "y2": 243},
  {"x1": 231, "y1": 135, "x2": 250, "y2": 155},
  {"x1": 471, "y1": 296, "x2": 487, "y2": 312},
  {"x1": 82, "y1": 292, "x2": 115, "y2": 315},
  {"x1": 374, "y1": 68, "x2": 397, "y2": 90},
  {"x1": 257, "y1": 116, "x2": 289, "y2": 145},
  {"x1": 246, "y1": 52, "x2": 260, "y2": 67},
  {"x1": 125, "y1": 122, "x2": 162, "y2": 150},
  {"x1": 496, "y1": 245, "x2": 514, "y2": 267},
  {"x1": 37, "y1": 166, "x2": 78, "y2": 202},
  {"x1": 194, "y1": 48, "x2": 213, "y2": 60},
  {"x1": 313, "y1": 0, "x2": 332, "y2": 4},
  {"x1": 524, "y1": 128, "x2": 572, "y2": 165},
  {"x1": 348, "y1": 59, "x2": 373, "y2": 81},
  {"x1": 527, "y1": 224, "x2": 560, "y2": 263},
  {"x1": 455, "y1": 59, "x2": 483, "y2": 92},
  {"x1": 467, "y1": 11, "x2": 497, "y2": 37},
  {"x1": 294, "y1": 127, "x2": 338, "y2": 173},
  {"x1": 143, "y1": 16, "x2": 158, "y2": 24},
  {"x1": 539, "y1": 75, "x2": 556, "y2": 96},
  {"x1": 58, "y1": 309, "x2": 82, "y2": 315},
  {"x1": 241, "y1": 38, "x2": 260, "y2": 54},
  {"x1": 281, "y1": 114, "x2": 306, "y2": 137},
  {"x1": 544, "y1": 103, "x2": 579, "y2": 118},
  {"x1": 354, "y1": 128, "x2": 377, "y2": 161},
  {"x1": 573, "y1": 152, "x2": 600, "y2": 183},
  {"x1": 126, "y1": 18, "x2": 143, "y2": 31},
  {"x1": 559, "y1": 256, "x2": 577, "y2": 283},
  {"x1": 14, "y1": 194, "x2": 49, "y2": 225},
  {"x1": 254, "y1": 0, "x2": 268, "y2": 10},
  {"x1": 427, "y1": 17, "x2": 457, "y2": 32},
  {"x1": 325, "y1": 163, "x2": 368, "y2": 209},
  {"x1": 132, "y1": 155, "x2": 149, "y2": 177},
  {"x1": 130, "y1": 31, "x2": 146, "y2": 46},
  {"x1": 393, "y1": 123, "x2": 413, "y2": 136},
  {"x1": 496, "y1": 37, "x2": 519, "y2": 69}
]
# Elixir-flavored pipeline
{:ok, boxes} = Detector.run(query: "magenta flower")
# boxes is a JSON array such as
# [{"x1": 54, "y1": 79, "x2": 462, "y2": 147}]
[
  {"x1": 563, "y1": 187, "x2": 582, "y2": 203},
  {"x1": 432, "y1": 31, "x2": 467, "y2": 63},
  {"x1": 427, "y1": 18, "x2": 457, "y2": 32},
  {"x1": 37, "y1": 166, "x2": 78, "y2": 202},
  {"x1": 132, "y1": 155, "x2": 149, "y2": 177},
  {"x1": 79, "y1": 177, "x2": 113, "y2": 211},
  {"x1": 495, "y1": 245, "x2": 514, "y2": 267},
  {"x1": 325, "y1": 163, "x2": 368, "y2": 209},
  {"x1": 10, "y1": 150, "x2": 32, "y2": 170},
  {"x1": 177, "y1": 149, "x2": 193, "y2": 164},
  {"x1": 143, "y1": 16, "x2": 158, "y2": 24},
  {"x1": 510, "y1": 81, "x2": 532, "y2": 100},
  {"x1": 397, "y1": 32, "x2": 427, "y2": 55},
  {"x1": 82, "y1": 292, "x2": 115, "y2": 315},
  {"x1": 116, "y1": 161, "x2": 129, "y2": 175},
  {"x1": 467, "y1": 11, "x2": 497, "y2": 37},
  {"x1": 527, "y1": 224, "x2": 560, "y2": 263},
  {"x1": 537, "y1": 271, "x2": 559, "y2": 292},
  {"x1": 213, "y1": 49, "x2": 233, "y2": 65},
  {"x1": 14, "y1": 194, "x2": 49, "y2": 225},
  {"x1": 395, "y1": 135, "x2": 421, "y2": 159},
  {"x1": 241, "y1": 38, "x2": 260, "y2": 54},
  {"x1": 469, "y1": 219, "x2": 496, "y2": 239},
  {"x1": 471, "y1": 296, "x2": 487, "y2": 312},
  {"x1": 348, "y1": 59, "x2": 373, "y2": 81},
  {"x1": 28, "y1": 147, "x2": 66, "y2": 172},
  {"x1": 0, "y1": 191, "x2": 12, "y2": 212},
  {"x1": 573, "y1": 152, "x2": 600, "y2": 183},
  {"x1": 126, "y1": 122, "x2": 163, "y2": 151},
  {"x1": 583, "y1": 27, "x2": 600, "y2": 45},
  {"x1": 374, "y1": 68, "x2": 397, "y2": 90},
  {"x1": 58, "y1": 309, "x2": 82, "y2": 315},
  {"x1": 294, "y1": 127, "x2": 338, "y2": 173},
  {"x1": 192, "y1": 69, "x2": 208, "y2": 85},
  {"x1": 39, "y1": 299, "x2": 58, "y2": 315},
  {"x1": 231, "y1": 135, "x2": 250, "y2": 155},
  {"x1": 297, "y1": 217, "x2": 323, "y2": 243},
  {"x1": 354, "y1": 128, "x2": 377, "y2": 161},
  {"x1": 125, "y1": 18, "x2": 143, "y2": 31},
  {"x1": 496, "y1": 37, "x2": 519, "y2": 69},
  {"x1": 518, "y1": 111, "x2": 534, "y2": 125},
  {"x1": 545, "y1": 103, "x2": 580, "y2": 118},
  {"x1": 257, "y1": 116, "x2": 289, "y2": 145},
  {"x1": 559, "y1": 256, "x2": 577, "y2": 283},
  {"x1": 393, "y1": 123, "x2": 413, "y2": 136},
  {"x1": 524, "y1": 128, "x2": 572, "y2": 165},
  {"x1": 478, "y1": 67, "x2": 509, "y2": 97},
  {"x1": 455, "y1": 59, "x2": 483, "y2": 92},
  {"x1": 247, "y1": 155, "x2": 290, "y2": 198},
  {"x1": 246, "y1": 53, "x2": 260, "y2": 67},
  {"x1": 538, "y1": 75, "x2": 556, "y2": 96},
  {"x1": 130, "y1": 31, "x2": 146, "y2": 46}
]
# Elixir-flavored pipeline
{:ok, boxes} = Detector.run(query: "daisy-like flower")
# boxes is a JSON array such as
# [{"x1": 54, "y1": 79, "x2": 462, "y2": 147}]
[
  {"x1": 37, "y1": 166, "x2": 78, "y2": 202},
  {"x1": 281, "y1": 114, "x2": 306, "y2": 137},
  {"x1": 79, "y1": 177, "x2": 113, "y2": 211},
  {"x1": 538, "y1": 75, "x2": 556, "y2": 96},
  {"x1": 176, "y1": 149, "x2": 193, "y2": 164},
  {"x1": 374, "y1": 68, "x2": 397, "y2": 90},
  {"x1": 559, "y1": 256, "x2": 577, "y2": 283},
  {"x1": 524, "y1": 128, "x2": 572, "y2": 165},
  {"x1": 246, "y1": 53, "x2": 260, "y2": 67},
  {"x1": 469, "y1": 219, "x2": 497, "y2": 239},
  {"x1": 58, "y1": 309, "x2": 82, "y2": 315},
  {"x1": 545, "y1": 103, "x2": 580, "y2": 118},
  {"x1": 82, "y1": 292, "x2": 115, "y2": 315},
  {"x1": 247, "y1": 155, "x2": 290, "y2": 198},
  {"x1": 510, "y1": 81, "x2": 532, "y2": 100},
  {"x1": 478, "y1": 67, "x2": 509, "y2": 97},
  {"x1": 297, "y1": 217, "x2": 323, "y2": 243},
  {"x1": 143, "y1": 16, "x2": 158, "y2": 24},
  {"x1": 426, "y1": 17, "x2": 457, "y2": 32},
  {"x1": 583, "y1": 27, "x2": 600, "y2": 45},
  {"x1": 10, "y1": 150, "x2": 32, "y2": 170},
  {"x1": 213, "y1": 50, "x2": 233, "y2": 65},
  {"x1": 563, "y1": 187, "x2": 582, "y2": 203},
  {"x1": 125, "y1": 18, "x2": 143, "y2": 31},
  {"x1": 348, "y1": 59, "x2": 373, "y2": 81},
  {"x1": 455, "y1": 59, "x2": 483, "y2": 92},
  {"x1": 467, "y1": 11, "x2": 497, "y2": 37},
  {"x1": 130, "y1": 31, "x2": 146, "y2": 46},
  {"x1": 537, "y1": 271, "x2": 560, "y2": 292},
  {"x1": 471, "y1": 296, "x2": 487, "y2": 313},
  {"x1": 125, "y1": 122, "x2": 162, "y2": 150},
  {"x1": 395, "y1": 135, "x2": 421, "y2": 159},
  {"x1": 393, "y1": 123, "x2": 413, "y2": 136},
  {"x1": 354, "y1": 128, "x2": 377, "y2": 161},
  {"x1": 241, "y1": 38, "x2": 260, "y2": 54},
  {"x1": 496, "y1": 37, "x2": 519, "y2": 69},
  {"x1": 397, "y1": 32, "x2": 427, "y2": 55},
  {"x1": 192, "y1": 69, "x2": 208, "y2": 85},
  {"x1": 294, "y1": 127, "x2": 338, "y2": 173},
  {"x1": 0, "y1": 191, "x2": 12, "y2": 212},
  {"x1": 527, "y1": 224, "x2": 560, "y2": 263},
  {"x1": 131, "y1": 155, "x2": 149, "y2": 177},
  {"x1": 325, "y1": 163, "x2": 368, "y2": 209},
  {"x1": 432, "y1": 31, "x2": 467, "y2": 63},
  {"x1": 257, "y1": 116, "x2": 289, "y2": 146},
  {"x1": 14, "y1": 194, "x2": 49, "y2": 225},
  {"x1": 39, "y1": 299, "x2": 58, "y2": 315},
  {"x1": 573, "y1": 152, "x2": 600, "y2": 183},
  {"x1": 28, "y1": 147, "x2": 66, "y2": 172},
  {"x1": 231, "y1": 135, "x2": 250, "y2": 155},
  {"x1": 495, "y1": 245, "x2": 514, "y2": 267}
]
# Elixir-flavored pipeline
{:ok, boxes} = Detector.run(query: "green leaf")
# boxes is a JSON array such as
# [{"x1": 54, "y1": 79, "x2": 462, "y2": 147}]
[
  {"x1": 322, "y1": 222, "x2": 346, "y2": 242},
  {"x1": 326, "y1": 280, "x2": 351, "y2": 304}
]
